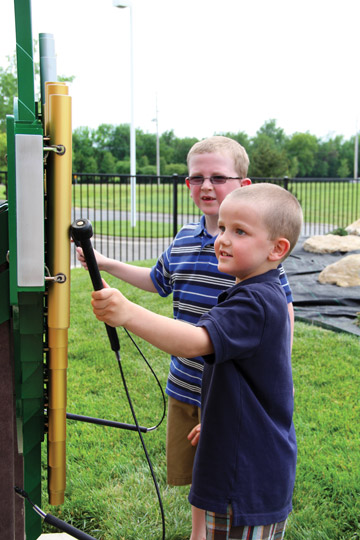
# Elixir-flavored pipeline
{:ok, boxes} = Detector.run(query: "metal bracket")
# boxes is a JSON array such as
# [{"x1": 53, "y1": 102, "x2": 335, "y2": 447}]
[
  {"x1": 43, "y1": 144, "x2": 66, "y2": 155},
  {"x1": 44, "y1": 267, "x2": 67, "y2": 283}
]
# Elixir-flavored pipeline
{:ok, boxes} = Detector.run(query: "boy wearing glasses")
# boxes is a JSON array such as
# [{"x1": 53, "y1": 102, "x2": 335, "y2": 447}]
[
  {"x1": 91, "y1": 183, "x2": 301, "y2": 540},
  {"x1": 77, "y1": 136, "x2": 294, "y2": 539}
]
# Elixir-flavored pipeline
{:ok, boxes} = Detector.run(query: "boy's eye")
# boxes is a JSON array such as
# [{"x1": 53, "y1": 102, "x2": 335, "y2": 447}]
[
  {"x1": 188, "y1": 176, "x2": 204, "y2": 185},
  {"x1": 236, "y1": 229, "x2": 246, "y2": 235},
  {"x1": 187, "y1": 175, "x2": 238, "y2": 185},
  {"x1": 211, "y1": 176, "x2": 228, "y2": 184}
]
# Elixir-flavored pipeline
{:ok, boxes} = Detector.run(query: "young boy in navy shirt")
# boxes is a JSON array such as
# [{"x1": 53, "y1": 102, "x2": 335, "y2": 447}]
[
  {"x1": 91, "y1": 183, "x2": 302, "y2": 539},
  {"x1": 77, "y1": 137, "x2": 294, "y2": 539}
]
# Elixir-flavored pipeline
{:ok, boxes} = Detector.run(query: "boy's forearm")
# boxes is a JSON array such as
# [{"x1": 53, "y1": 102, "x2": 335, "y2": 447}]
[
  {"x1": 102, "y1": 259, "x2": 157, "y2": 293},
  {"x1": 123, "y1": 302, "x2": 213, "y2": 358},
  {"x1": 78, "y1": 246, "x2": 157, "y2": 293},
  {"x1": 92, "y1": 288, "x2": 213, "y2": 358}
]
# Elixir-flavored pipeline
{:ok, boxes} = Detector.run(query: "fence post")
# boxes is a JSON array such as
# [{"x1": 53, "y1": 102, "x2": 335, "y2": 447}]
[
  {"x1": 283, "y1": 176, "x2": 289, "y2": 191},
  {"x1": 172, "y1": 173, "x2": 178, "y2": 238}
]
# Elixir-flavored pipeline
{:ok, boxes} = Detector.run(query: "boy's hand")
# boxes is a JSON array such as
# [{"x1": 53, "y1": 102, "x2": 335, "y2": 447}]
[
  {"x1": 187, "y1": 423, "x2": 201, "y2": 447},
  {"x1": 91, "y1": 281, "x2": 130, "y2": 327},
  {"x1": 76, "y1": 246, "x2": 107, "y2": 271}
]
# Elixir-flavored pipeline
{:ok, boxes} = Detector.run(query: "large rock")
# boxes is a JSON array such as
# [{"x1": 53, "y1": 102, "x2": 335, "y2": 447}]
[
  {"x1": 346, "y1": 218, "x2": 360, "y2": 235},
  {"x1": 318, "y1": 254, "x2": 360, "y2": 287},
  {"x1": 303, "y1": 234, "x2": 360, "y2": 253}
]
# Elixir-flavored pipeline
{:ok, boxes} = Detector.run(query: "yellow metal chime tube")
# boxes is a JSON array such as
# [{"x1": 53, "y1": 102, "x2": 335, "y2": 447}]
[{"x1": 46, "y1": 83, "x2": 72, "y2": 506}]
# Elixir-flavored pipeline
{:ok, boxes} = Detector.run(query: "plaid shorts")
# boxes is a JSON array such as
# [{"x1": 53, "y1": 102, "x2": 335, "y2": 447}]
[{"x1": 205, "y1": 507, "x2": 288, "y2": 540}]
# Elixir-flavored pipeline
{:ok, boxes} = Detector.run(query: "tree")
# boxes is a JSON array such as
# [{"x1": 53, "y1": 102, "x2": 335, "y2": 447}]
[
  {"x1": 0, "y1": 55, "x2": 17, "y2": 133},
  {"x1": 98, "y1": 151, "x2": 116, "y2": 174},
  {"x1": 92, "y1": 123, "x2": 130, "y2": 162},
  {"x1": 136, "y1": 130, "x2": 157, "y2": 166},
  {"x1": 72, "y1": 127, "x2": 97, "y2": 173},
  {"x1": 171, "y1": 136, "x2": 198, "y2": 165},
  {"x1": 115, "y1": 160, "x2": 130, "y2": 174},
  {"x1": 314, "y1": 136, "x2": 343, "y2": 178},
  {"x1": 256, "y1": 119, "x2": 287, "y2": 147},
  {"x1": 337, "y1": 158, "x2": 350, "y2": 178},
  {"x1": 286, "y1": 133, "x2": 319, "y2": 177},
  {"x1": 249, "y1": 134, "x2": 289, "y2": 177},
  {"x1": 109, "y1": 124, "x2": 130, "y2": 161},
  {"x1": 339, "y1": 137, "x2": 356, "y2": 178},
  {"x1": 159, "y1": 130, "x2": 176, "y2": 164},
  {"x1": 0, "y1": 132, "x2": 7, "y2": 169},
  {"x1": 164, "y1": 162, "x2": 188, "y2": 175}
]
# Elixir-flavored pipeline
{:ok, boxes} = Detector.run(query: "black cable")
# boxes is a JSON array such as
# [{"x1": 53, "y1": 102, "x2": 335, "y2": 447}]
[
  {"x1": 66, "y1": 412, "x2": 149, "y2": 432},
  {"x1": 123, "y1": 327, "x2": 166, "y2": 431},
  {"x1": 66, "y1": 330, "x2": 166, "y2": 433},
  {"x1": 14, "y1": 487, "x2": 97, "y2": 540},
  {"x1": 71, "y1": 218, "x2": 166, "y2": 540},
  {"x1": 115, "y1": 348, "x2": 165, "y2": 540}
]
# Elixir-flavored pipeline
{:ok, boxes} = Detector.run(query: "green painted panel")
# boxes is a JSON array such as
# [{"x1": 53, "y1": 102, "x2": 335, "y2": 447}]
[
  {"x1": 14, "y1": 0, "x2": 35, "y2": 121},
  {"x1": 0, "y1": 204, "x2": 10, "y2": 324}
]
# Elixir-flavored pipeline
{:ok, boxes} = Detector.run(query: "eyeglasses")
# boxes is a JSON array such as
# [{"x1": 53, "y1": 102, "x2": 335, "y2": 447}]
[{"x1": 187, "y1": 175, "x2": 242, "y2": 185}]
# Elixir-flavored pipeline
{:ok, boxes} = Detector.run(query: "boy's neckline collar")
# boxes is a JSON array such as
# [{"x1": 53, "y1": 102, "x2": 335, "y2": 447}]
[
  {"x1": 219, "y1": 269, "x2": 281, "y2": 300},
  {"x1": 194, "y1": 215, "x2": 217, "y2": 238}
]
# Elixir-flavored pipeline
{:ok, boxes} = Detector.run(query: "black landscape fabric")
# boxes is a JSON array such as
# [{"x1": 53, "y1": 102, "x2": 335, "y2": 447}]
[{"x1": 283, "y1": 237, "x2": 360, "y2": 337}]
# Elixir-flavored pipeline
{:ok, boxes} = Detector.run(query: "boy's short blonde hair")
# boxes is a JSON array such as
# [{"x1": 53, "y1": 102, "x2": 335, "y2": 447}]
[
  {"x1": 227, "y1": 183, "x2": 303, "y2": 256},
  {"x1": 187, "y1": 136, "x2": 250, "y2": 179}
]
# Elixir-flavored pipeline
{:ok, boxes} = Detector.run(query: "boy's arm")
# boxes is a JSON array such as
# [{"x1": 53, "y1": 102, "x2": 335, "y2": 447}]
[
  {"x1": 91, "y1": 285, "x2": 213, "y2": 358},
  {"x1": 76, "y1": 246, "x2": 157, "y2": 293},
  {"x1": 288, "y1": 302, "x2": 294, "y2": 349}
]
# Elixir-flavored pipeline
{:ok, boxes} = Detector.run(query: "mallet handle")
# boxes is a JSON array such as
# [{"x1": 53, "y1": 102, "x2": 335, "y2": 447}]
[{"x1": 71, "y1": 219, "x2": 120, "y2": 352}]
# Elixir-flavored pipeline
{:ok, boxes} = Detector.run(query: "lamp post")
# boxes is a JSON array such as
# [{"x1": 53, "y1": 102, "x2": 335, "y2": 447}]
[
  {"x1": 355, "y1": 118, "x2": 359, "y2": 180},
  {"x1": 113, "y1": 0, "x2": 136, "y2": 226},
  {"x1": 355, "y1": 131, "x2": 359, "y2": 180},
  {"x1": 152, "y1": 94, "x2": 160, "y2": 184}
]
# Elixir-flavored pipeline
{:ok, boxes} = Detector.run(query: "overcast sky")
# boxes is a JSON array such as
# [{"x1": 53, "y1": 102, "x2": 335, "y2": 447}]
[{"x1": 1, "y1": 0, "x2": 359, "y2": 141}]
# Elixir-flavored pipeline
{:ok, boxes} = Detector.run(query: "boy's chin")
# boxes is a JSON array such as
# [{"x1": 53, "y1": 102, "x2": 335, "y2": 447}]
[{"x1": 217, "y1": 262, "x2": 235, "y2": 277}]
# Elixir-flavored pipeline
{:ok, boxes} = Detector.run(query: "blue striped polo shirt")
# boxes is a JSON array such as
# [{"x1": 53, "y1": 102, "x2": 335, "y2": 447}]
[{"x1": 150, "y1": 215, "x2": 293, "y2": 407}]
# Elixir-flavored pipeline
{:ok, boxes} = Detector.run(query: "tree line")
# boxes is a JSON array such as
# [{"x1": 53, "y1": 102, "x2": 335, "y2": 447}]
[
  {"x1": 1, "y1": 54, "x2": 358, "y2": 178},
  {"x1": 72, "y1": 120, "x2": 358, "y2": 178}
]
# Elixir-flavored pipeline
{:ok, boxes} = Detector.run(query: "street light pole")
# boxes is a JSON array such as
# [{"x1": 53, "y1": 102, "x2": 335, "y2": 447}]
[
  {"x1": 113, "y1": 0, "x2": 136, "y2": 226},
  {"x1": 355, "y1": 131, "x2": 359, "y2": 180},
  {"x1": 152, "y1": 94, "x2": 160, "y2": 184}
]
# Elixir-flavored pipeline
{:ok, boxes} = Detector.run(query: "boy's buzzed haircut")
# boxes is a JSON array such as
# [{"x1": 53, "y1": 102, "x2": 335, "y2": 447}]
[
  {"x1": 228, "y1": 183, "x2": 303, "y2": 256},
  {"x1": 187, "y1": 136, "x2": 250, "y2": 179}
]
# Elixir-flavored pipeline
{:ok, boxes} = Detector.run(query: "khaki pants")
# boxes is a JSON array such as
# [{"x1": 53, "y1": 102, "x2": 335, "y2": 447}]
[{"x1": 166, "y1": 396, "x2": 201, "y2": 485}]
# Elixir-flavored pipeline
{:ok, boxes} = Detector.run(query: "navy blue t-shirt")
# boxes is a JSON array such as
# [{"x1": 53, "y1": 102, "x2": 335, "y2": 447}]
[{"x1": 188, "y1": 269, "x2": 297, "y2": 526}]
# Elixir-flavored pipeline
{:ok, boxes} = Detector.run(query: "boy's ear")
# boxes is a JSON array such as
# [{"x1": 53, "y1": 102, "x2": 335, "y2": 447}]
[
  {"x1": 268, "y1": 238, "x2": 290, "y2": 261},
  {"x1": 240, "y1": 178, "x2": 251, "y2": 187}
]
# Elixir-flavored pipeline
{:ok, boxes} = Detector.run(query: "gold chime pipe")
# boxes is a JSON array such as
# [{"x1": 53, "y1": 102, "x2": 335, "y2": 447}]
[{"x1": 46, "y1": 88, "x2": 72, "y2": 506}]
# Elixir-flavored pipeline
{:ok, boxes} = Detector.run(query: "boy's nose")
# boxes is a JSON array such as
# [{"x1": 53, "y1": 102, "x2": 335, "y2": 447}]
[
  {"x1": 220, "y1": 234, "x2": 231, "y2": 245},
  {"x1": 201, "y1": 177, "x2": 214, "y2": 189}
]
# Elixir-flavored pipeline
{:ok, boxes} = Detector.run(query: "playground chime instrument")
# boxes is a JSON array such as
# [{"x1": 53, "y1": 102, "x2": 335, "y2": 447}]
[{"x1": 6, "y1": 4, "x2": 165, "y2": 539}]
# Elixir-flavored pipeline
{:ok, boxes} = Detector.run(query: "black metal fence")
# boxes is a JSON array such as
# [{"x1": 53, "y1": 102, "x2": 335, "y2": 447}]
[
  {"x1": 1, "y1": 171, "x2": 359, "y2": 265},
  {"x1": 71, "y1": 173, "x2": 202, "y2": 264}
]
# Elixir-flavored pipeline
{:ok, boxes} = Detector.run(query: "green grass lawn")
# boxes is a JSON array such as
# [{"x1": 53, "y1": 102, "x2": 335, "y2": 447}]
[{"x1": 40, "y1": 264, "x2": 360, "y2": 539}]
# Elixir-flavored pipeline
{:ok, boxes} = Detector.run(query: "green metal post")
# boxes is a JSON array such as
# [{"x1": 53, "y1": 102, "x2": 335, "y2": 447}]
[
  {"x1": 13, "y1": 0, "x2": 36, "y2": 122},
  {"x1": 5, "y1": 1, "x2": 45, "y2": 539}
]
